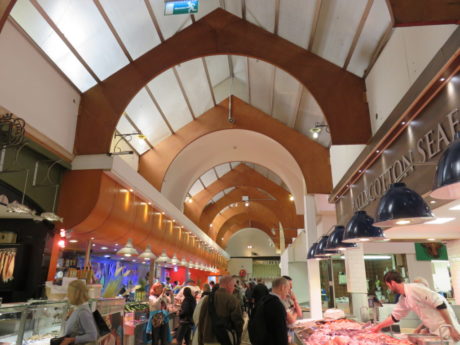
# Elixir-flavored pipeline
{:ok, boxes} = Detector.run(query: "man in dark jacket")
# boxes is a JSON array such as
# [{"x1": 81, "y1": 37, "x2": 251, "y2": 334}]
[
  {"x1": 249, "y1": 277, "x2": 289, "y2": 345},
  {"x1": 198, "y1": 276, "x2": 243, "y2": 345}
]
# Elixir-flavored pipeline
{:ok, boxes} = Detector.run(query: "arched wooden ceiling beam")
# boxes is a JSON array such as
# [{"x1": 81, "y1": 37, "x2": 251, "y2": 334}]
[
  {"x1": 185, "y1": 163, "x2": 296, "y2": 223},
  {"x1": 75, "y1": 8, "x2": 370, "y2": 156},
  {"x1": 197, "y1": 186, "x2": 302, "y2": 232},
  {"x1": 220, "y1": 221, "x2": 277, "y2": 249},
  {"x1": 387, "y1": 0, "x2": 460, "y2": 26},
  {"x1": 212, "y1": 203, "x2": 297, "y2": 246},
  {"x1": 140, "y1": 98, "x2": 332, "y2": 201}
]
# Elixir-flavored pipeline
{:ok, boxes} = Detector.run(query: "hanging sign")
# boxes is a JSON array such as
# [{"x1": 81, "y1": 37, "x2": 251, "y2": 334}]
[{"x1": 164, "y1": 1, "x2": 199, "y2": 15}]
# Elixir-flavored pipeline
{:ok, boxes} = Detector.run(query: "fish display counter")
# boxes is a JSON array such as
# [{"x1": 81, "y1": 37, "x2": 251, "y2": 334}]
[{"x1": 291, "y1": 318, "x2": 432, "y2": 345}]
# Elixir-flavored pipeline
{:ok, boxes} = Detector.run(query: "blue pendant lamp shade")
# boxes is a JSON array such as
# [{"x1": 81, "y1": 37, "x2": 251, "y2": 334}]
[
  {"x1": 314, "y1": 236, "x2": 331, "y2": 259},
  {"x1": 326, "y1": 226, "x2": 357, "y2": 250},
  {"x1": 431, "y1": 132, "x2": 460, "y2": 199},
  {"x1": 343, "y1": 211, "x2": 385, "y2": 243},
  {"x1": 374, "y1": 183, "x2": 434, "y2": 227},
  {"x1": 307, "y1": 243, "x2": 318, "y2": 260}
]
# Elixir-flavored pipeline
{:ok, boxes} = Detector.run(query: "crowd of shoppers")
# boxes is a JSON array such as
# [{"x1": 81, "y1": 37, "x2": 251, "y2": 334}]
[{"x1": 144, "y1": 275, "x2": 301, "y2": 345}]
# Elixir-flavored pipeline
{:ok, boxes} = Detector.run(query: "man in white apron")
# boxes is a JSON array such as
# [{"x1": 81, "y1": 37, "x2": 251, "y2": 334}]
[{"x1": 371, "y1": 270, "x2": 460, "y2": 343}]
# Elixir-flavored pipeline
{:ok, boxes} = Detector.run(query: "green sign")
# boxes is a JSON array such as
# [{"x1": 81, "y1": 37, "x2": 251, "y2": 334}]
[
  {"x1": 415, "y1": 243, "x2": 448, "y2": 261},
  {"x1": 164, "y1": 1, "x2": 199, "y2": 15}
]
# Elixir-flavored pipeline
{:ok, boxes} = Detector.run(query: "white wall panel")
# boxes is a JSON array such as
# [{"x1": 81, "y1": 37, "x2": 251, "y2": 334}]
[
  {"x1": 366, "y1": 25, "x2": 456, "y2": 134},
  {"x1": 248, "y1": 59, "x2": 274, "y2": 115},
  {"x1": 0, "y1": 21, "x2": 80, "y2": 154},
  {"x1": 272, "y1": 69, "x2": 301, "y2": 125},
  {"x1": 330, "y1": 145, "x2": 366, "y2": 187}
]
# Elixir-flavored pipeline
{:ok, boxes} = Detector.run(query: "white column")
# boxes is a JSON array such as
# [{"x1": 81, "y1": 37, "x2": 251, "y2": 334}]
[
  {"x1": 304, "y1": 194, "x2": 322, "y2": 319},
  {"x1": 344, "y1": 244, "x2": 368, "y2": 321},
  {"x1": 446, "y1": 240, "x2": 460, "y2": 304}
]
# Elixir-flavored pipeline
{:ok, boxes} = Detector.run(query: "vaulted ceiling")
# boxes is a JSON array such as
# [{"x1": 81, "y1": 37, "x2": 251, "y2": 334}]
[{"x1": 7, "y1": 0, "x2": 456, "y2": 251}]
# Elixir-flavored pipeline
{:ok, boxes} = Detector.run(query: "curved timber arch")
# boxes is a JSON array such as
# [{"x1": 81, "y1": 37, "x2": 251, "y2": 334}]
[
  {"x1": 185, "y1": 163, "x2": 298, "y2": 224},
  {"x1": 198, "y1": 187, "x2": 302, "y2": 232},
  {"x1": 75, "y1": 9, "x2": 370, "y2": 156}
]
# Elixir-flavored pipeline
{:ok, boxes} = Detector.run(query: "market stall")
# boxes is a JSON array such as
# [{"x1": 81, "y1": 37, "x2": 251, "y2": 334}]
[{"x1": 292, "y1": 318, "x2": 450, "y2": 345}]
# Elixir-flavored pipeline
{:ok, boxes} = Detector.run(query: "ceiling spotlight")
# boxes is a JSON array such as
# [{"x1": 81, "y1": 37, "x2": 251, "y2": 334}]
[
  {"x1": 247, "y1": 245, "x2": 253, "y2": 249},
  {"x1": 185, "y1": 196, "x2": 193, "y2": 204},
  {"x1": 129, "y1": 189, "x2": 133, "y2": 192},
  {"x1": 104, "y1": 255, "x2": 110, "y2": 258},
  {"x1": 440, "y1": 77, "x2": 446, "y2": 82},
  {"x1": 289, "y1": 195, "x2": 294, "y2": 202},
  {"x1": 101, "y1": 246, "x2": 108, "y2": 250},
  {"x1": 244, "y1": 201, "x2": 250, "y2": 207},
  {"x1": 69, "y1": 239, "x2": 78, "y2": 243},
  {"x1": 430, "y1": 200, "x2": 436, "y2": 204},
  {"x1": 402, "y1": 121, "x2": 406, "y2": 125},
  {"x1": 428, "y1": 238, "x2": 436, "y2": 241},
  {"x1": 309, "y1": 122, "x2": 328, "y2": 140}
]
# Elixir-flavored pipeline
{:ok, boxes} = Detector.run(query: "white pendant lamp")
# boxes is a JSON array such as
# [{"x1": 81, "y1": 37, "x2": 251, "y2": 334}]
[
  {"x1": 171, "y1": 254, "x2": 179, "y2": 265},
  {"x1": 180, "y1": 258, "x2": 188, "y2": 267},
  {"x1": 156, "y1": 250, "x2": 170, "y2": 264},
  {"x1": 116, "y1": 239, "x2": 139, "y2": 257},
  {"x1": 139, "y1": 245, "x2": 156, "y2": 260},
  {"x1": 188, "y1": 261, "x2": 195, "y2": 269}
]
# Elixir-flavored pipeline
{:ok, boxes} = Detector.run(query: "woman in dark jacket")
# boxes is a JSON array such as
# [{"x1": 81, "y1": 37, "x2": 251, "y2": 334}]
[{"x1": 176, "y1": 287, "x2": 196, "y2": 345}]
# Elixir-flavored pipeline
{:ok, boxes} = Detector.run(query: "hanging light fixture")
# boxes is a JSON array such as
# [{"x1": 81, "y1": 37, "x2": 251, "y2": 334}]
[
  {"x1": 171, "y1": 254, "x2": 179, "y2": 266},
  {"x1": 307, "y1": 243, "x2": 318, "y2": 260},
  {"x1": 188, "y1": 261, "x2": 195, "y2": 269},
  {"x1": 116, "y1": 239, "x2": 139, "y2": 257},
  {"x1": 343, "y1": 211, "x2": 385, "y2": 243},
  {"x1": 139, "y1": 245, "x2": 157, "y2": 260},
  {"x1": 325, "y1": 226, "x2": 357, "y2": 251},
  {"x1": 156, "y1": 250, "x2": 170, "y2": 264},
  {"x1": 374, "y1": 183, "x2": 434, "y2": 227},
  {"x1": 180, "y1": 258, "x2": 188, "y2": 267},
  {"x1": 431, "y1": 132, "x2": 460, "y2": 199},
  {"x1": 314, "y1": 236, "x2": 331, "y2": 259}
]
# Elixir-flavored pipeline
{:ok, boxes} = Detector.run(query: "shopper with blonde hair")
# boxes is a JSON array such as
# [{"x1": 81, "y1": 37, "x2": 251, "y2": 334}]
[{"x1": 60, "y1": 280, "x2": 98, "y2": 345}]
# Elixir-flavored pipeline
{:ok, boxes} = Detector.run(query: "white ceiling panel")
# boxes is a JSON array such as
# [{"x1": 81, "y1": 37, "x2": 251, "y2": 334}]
[
  {"x1": 312, "y1": 0, "x2": 368, "y2": 67},
  {"x1": 125, "y1": 88, "x2": 171, "y2": 145},
  {"x1": 248, "y1": 58, "x2": 275, "y2": 114},
  {"x1": 148, "y1": 0, "x2": 192, "y2": 40},
  {"x1": 189, "y1": 180, "x2": 203, "y2": 196},
  {"x1": 295, "y1": 90, "x2": 330, "y2": 147},
  {"x1": 205, "y1": 55, "x2": 230, "y2": 87},
  {"x1": 232, "y1": 56, "x2": 248, "y2": 84},
  {"x1": 147, "y1": 69, "x2": 193, "y2": 132},
  {"x1": 99, "y1": 0, "x2": 161, "y2": 60},
  {"x1": 278, "y1": 0, "x2": 315, "y2": 48},
  {"x1": 267, "y1": 171, "x2": 282, "y2": 186},
  {"x1": 347, "y1": 0, "x2": 392, "y2": 76},
  {"x1": 37, "y1": 0, "x2": 129, "y2": 80},
  {"x1": 175, "y1": 59, "x2": 213, "y2": 117},
  {"x1": 272, "y1": 68, "x2": 301, "y2": 125},
  {"x1": 201, "y1": 169, "x2": 217, "y2": 187},
  {"x1": 223, "y1": 0, "x2": 242, "y2": 18},
  {"x1": 215, "y1": 164, "x2": 231, "y2": 178},
  {"x1": 230, "y1": 162, "x2": 240, "y2": 169},
  {"x1": 194, "y1": 0, "x2": 220, "y2": 20},
  {"x1": 246, "y1": 0, "x2": 275, "y2": 33},
  {"x1": 214, "y1": 77, "x2": 249, "y2": 104},
  {"x1": 11, "y1": 0, "x2": 97, "y2": 91}
]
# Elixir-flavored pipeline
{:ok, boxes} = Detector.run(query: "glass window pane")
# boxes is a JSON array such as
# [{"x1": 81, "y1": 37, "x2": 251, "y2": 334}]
[
  {"x1": 38, "y1": 0, "x2": 129, "y2": 80},
  {"x1": 11, "y1": 0, "x2": 96, "y2": 91}
]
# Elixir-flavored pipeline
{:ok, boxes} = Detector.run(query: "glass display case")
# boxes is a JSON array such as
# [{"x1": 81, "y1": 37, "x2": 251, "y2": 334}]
[
  {"x1": 0, "y1": 298, "x2": 124, "y2": 345},
  {"x1": 21, "y1": 301, "x2": 68, "y2": 345},
  {"x1": 0, "y1": 304, "x2": 27, "y2": 345}
]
